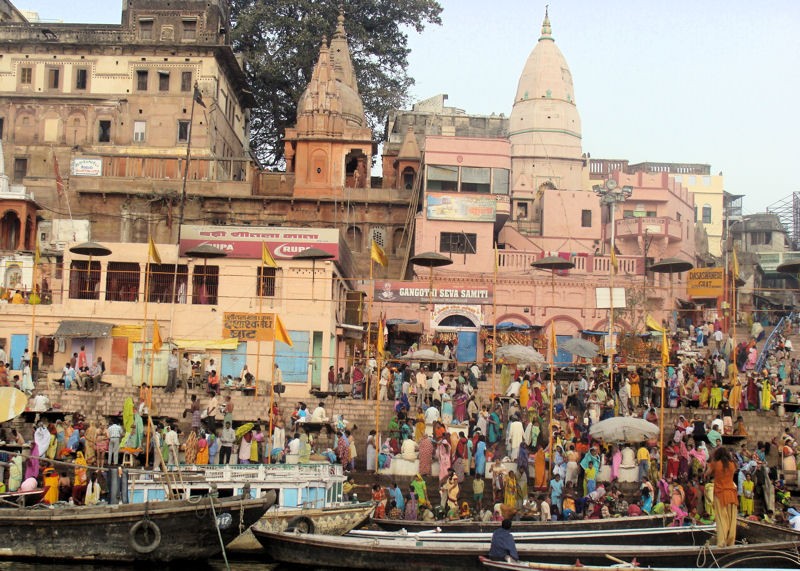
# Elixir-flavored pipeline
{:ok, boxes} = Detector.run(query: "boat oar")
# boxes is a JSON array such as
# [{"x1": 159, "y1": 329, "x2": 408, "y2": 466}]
[{"x1": 604, "y1": 554, "x2": 636, "y2": 567}]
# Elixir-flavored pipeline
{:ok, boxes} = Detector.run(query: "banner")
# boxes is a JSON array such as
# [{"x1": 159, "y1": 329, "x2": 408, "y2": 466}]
[
  {"x1": 222, "y1": 312, "x2": 279, "y2": 341},
  {"x1": 687, "y1": 267, "x2": 724, "y2": 298},
  {"x1": 426, "y1": 193, "x2": 496, "y2": 222},
  {"x1": 375, "y1": 280, "x2": 493, "y2": 305},
  {"x1": 180, "y1": 225, "x2": 339, "y2": 260}
]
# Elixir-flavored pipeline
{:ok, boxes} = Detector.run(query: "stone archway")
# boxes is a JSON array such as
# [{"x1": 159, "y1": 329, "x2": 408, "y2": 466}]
[{"x1": 0, "y1": 210, "x2": 21, "y2": 250}]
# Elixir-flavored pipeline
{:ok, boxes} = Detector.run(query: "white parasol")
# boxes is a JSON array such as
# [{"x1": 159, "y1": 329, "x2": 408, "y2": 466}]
[
  {"x1": 495, "y1": 345, "x2": 545, "y2": 366},
  {"x1": 589, "y1": 416, "x2": 659, "y2": 443}
]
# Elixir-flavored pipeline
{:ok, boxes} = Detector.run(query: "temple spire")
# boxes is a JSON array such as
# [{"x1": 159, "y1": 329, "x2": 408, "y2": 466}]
[{"x1": 540, "y1": 5, "x2": 552, "y2": 40}]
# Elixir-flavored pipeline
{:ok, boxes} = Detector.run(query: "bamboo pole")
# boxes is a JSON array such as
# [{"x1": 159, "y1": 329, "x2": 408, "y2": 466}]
[
  {"x1": 547, "y1": 323, "x2": 556, "y2": 473},
  {"x1": 491, "y1": 246, "x2": 498, "y2": 398},
  {"x1": 254, "y1": 255, "x2": 266, "y2": 398},
  {"x1": 268, "y1": 336, "x2": 276, "y2": 464}
]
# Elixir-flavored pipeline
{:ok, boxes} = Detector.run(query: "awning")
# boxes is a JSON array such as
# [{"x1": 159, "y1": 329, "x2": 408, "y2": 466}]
[
  {"x1": 580, "y1": 330, "x2": 609, "y2": 336},
  {"x1": 54, "y1": 320, "x2": 114, "y2": 338},
  {"x1": 172, "y1": 338, "x2": 240, "y2": 350},
  {"x1": 396, "y1": 322, "x2": 424, "y2": 335},
  {"x1": 386, "y1": 319, "x2": 419, "y2": 326},
  {"x1": 675, "y1": 298, "x2": 697, "y2": 309}
]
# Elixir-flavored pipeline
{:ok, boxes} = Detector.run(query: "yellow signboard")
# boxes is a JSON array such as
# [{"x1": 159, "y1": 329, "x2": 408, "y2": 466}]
[
  {"x1": 222, "y1": 312, "x2": 276, "y2": 341},
  {"x1": 687, "y1": 267, "x2": 724, "y2": 298}
]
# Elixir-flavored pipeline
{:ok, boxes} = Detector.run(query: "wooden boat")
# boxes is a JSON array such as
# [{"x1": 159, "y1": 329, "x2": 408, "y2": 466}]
[
  {"x1": 0, "y1": 491, "x2": 275, "y2": 562},
  {"x1": 254, "y1": 519, "x2": 800, "y2": 570},
  {"x1": 228, "y1": 501, "x2": 375, "y2": 553},
  {"x1": 478, "y1": 556, "x2": 777, "y2": 571},
  {"x1": 348, "y1": 522, "x2": 717, "y2": 545},
  {"x1": 371, "y1": 512, "x2": 675, "y2": 533}
]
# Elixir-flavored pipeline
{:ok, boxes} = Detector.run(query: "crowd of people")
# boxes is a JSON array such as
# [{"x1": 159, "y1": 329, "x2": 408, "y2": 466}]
[{"x1": 360, "y1": 315, "x2": 800, "y2": 539}]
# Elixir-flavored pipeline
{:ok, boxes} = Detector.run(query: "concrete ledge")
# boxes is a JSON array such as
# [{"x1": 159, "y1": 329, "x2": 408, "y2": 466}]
[{"x1": 379, "y1": 458, "x2": 419, "y2": 477}]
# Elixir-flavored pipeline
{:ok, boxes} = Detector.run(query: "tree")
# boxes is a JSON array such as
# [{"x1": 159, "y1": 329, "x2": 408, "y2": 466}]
[{"x1": 230, "y1": 0, "x2": 442, "y2": 166}]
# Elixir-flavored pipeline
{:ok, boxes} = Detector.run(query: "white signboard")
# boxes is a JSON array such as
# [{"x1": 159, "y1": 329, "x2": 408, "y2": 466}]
[
  {"x1": 70, "y1": 158, "x2": 103, "y2": 177},
  {"x1": 595, "y1": 287, "x2": 627, "y2": 309}
]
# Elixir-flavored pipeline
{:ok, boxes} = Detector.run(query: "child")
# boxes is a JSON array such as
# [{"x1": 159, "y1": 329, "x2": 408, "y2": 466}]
[
  {"x1": 473, "y1": 475, "x2": 485, "y2": 511},
  {"x1": 740, "y1": 472, "x2": 754, "y2": 516}
]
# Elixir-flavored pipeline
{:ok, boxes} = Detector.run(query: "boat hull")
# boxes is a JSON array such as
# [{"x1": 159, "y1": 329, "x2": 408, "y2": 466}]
[
  {"x1": 254, "y1": 523, "x2": 800, "y2": 571},
  {"x1": 0, "y1": 492, "x2": 275, "y2": 562},
  {"x1": 227, "y1": 501, "x2": 375, "y2": 553},
  {"x1": 371, "y1": 513, "x2": 674, "y2": 533}
]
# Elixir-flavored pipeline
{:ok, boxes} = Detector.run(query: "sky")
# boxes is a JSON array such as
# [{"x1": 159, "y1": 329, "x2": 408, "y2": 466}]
[{"x1": 17, "y1": 0, "x2": 800, "y2": 213}]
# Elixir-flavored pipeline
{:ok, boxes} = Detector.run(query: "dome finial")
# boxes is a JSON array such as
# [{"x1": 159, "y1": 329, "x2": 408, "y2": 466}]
[
  {"x1": 540, "y1": 5, "x2": 552, "y2": 40},
  {"x1": 334, "y1": 5, "x2": 346, "y2": 38}
]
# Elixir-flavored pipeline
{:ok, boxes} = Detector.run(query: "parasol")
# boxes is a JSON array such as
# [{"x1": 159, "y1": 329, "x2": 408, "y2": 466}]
[
  {"x1": 495, "y1": 344, "x2": 545, "y2": 365},
  {"x1": 589, "y1": 416, "x2": 659, "y2": 443},
  {"x1": 293, "y1": 247, "x2": 335, "y2": 299},
  {"x1": 398, "y1": 349, "x2": 451, "y2": 362},
  {"x1": 559, "y1": 338, "x2": 599, "y2": 359},
  {"x1": 649, "y1": 257, "x2": 694, "y2": 299},
  {"x1": 186, "y1": 244, "x2": 227, "y2": 304},
  {"x1": 531, "y1": 255, "x2": 575, "y2": 293},
  {"x1": 69, "y1": 241, "x2": 112, "y2": 299},
  {"x1": 777, "y1": 259, "x2": 800, "y2": 275},
  {"x1": 410, "y1": 251, "x2": 453, "y2": 306}
]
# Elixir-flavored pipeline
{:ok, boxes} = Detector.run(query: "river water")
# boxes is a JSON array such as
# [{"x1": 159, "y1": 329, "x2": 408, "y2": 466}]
[{"x1": 0, "y1": 559, "x2": 280, "y2": 571}]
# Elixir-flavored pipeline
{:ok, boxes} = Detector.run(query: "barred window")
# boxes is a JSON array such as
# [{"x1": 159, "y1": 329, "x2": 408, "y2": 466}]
[
  {"x1": 192, "y1": 265, "x2": 218, "y2": 305},
  {"x1": 68, "y1": 261, "x2": 101, "y2": 300},
  {"x1": 258, "y1": 267, "x2": 278, "y2": 297},
  {"x1": 146, "y1": 264, "x2": 188, "y2": 303},
  {"x1": 106, "y1": 262, "x2": 140, "y2": 302}
]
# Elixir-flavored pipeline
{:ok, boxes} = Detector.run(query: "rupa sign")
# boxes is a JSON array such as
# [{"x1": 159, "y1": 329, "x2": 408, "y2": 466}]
[{"x1": 179, "y1": 225, "x2": 340, "y2": 260}]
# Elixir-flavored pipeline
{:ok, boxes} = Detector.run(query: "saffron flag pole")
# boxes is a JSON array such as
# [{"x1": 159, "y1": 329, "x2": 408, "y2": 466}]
[
  {"x1": 255, "y1": 242, "x2": 278, "y2": 398},
  {"x1": 646, "y1": 314, "x2": 669, "y2": 477},
  {"x1": 145, "y1": 319, "x2": 163, "y2": 468},
  {"x1": 269, "y1": 314, "x2": 293, "y2": 463},
  {"x1": 547, "y1": 321, "x2": 557, "y2": 472},
  {"x1": 374, "y1": 313, "x2": 386, "y2": 471},
  {"x1": 28, "y1": 239, "x2": 41, "y2": 358}
]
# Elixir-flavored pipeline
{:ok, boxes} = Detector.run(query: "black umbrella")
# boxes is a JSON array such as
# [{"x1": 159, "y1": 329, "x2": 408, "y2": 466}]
[
  {"x1": 531, "y1": 255, "x2": 575, "y2": 292},
  {"x1": 186, "y1": 245, "x2": 227, "y2": 305},
  {"x1": 777, "y1": 259, "x2": 800, "y2": 275},
  {"x1": 293, "y1": 247, "x2": 335, "y2": 298},
  {"x1": 69, "y1": 241, "x2": 112, "y2": 298},
  {"x1": 410, "y1": 251, "x2": 453, "y2": 305},
  {"x1": 185, "y1": 244, "x2": 227, "y2": 259},
  {"x1": 649, "y1": 257, "x2": 694, "y2": 298}
]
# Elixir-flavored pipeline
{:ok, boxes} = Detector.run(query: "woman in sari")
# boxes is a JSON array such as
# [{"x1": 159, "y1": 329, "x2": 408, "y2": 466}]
[
  {"x1": 533, "y1": 446, "x2": 547, "y2": 489},
  {"x1": 745, "y1": 346, "x2": 758, "y2": 371},
  {"x1": 418, "y1": 436, "x2": 433, "y2": 475},
  {"x1": 184, "y1": 431, "x2": 199, "y2": 464},
  {"x1": 503, "y1": 470, "x2": 518, "y2": 507},
  {"x1": 404, "y1": 492, "x2": 418, "y2": 520},
  {"x1": 761, "y1": 378, "x2": 773, "y2": 411},
  {"x1": 378, "y1": 438, "x2": 394, "y2": 470},
  {"x1": 298, "y1": 433, "x2": 311, "y2": 464},
  {"x1": 411, "y1": 473, "x2": 429, "y2": 506},
  {"x1": 519, "y1": 378, "x2": 530, "y2": 410},
  {"x1": 84, "y1": 422, "x2": 97, "y2": 466},
  {"x1": 42, "y1": 467, "x2": 59, "y2": 504},
  {"x1": 366, "y1": 430, "x2": 377, "y2": 472},
  {"x1": 487, "y1": 407, "x2": 502, "y2": 445},
  {"x1": 414, "y1": 410, "x2": 426, "y2": 442},
  {"x1": 441, "y1": 393, "x2": 453, "y2": 425},
  {"x1": 195, "y1": 433, "x2": 209, "y2": 465},
  {"x1": 437, "y1": 438, "x2": 452, "y2": 482},
  {"x1": 453, "y1": 433, "x2": 468, "y2": 482},
  {"x1": 610, "y1": 445, "x2": 622, "y2": 483},
  {"x1": 337, "y1": 431, "x2": 350, "y2": 468},
  {"x1": 782, "y1": 437, "x2": 797, "y2": 475},
  {"x1": 453, "y1": 388, "x2": 469, "y2": 423},
  {"x1": 72, "y1": 451, "x2": 88, "y2": 505},
  {"x1": 371, "y1": 484, "x2": 387, "y2": 519},
  {"x1": 474, "y1": 435, "x2": 487, "y2": 477}
]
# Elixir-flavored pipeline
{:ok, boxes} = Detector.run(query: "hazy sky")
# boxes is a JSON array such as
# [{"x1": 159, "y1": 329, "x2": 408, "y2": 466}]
[{"x1": 18, "y1": 0, "x2": 800, "y2": 213}]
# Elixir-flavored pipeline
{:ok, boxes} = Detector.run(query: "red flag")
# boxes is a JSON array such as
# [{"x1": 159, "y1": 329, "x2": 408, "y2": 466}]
[{"x1": 53, "y1": 152, "x2": 64, "y2": 197}]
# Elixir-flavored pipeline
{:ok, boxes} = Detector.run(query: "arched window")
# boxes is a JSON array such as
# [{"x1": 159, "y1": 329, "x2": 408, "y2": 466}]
[
  {"x1": 702, "y1": 204, "x2": 712, "y2": 224},
  {"x1": 345, "y1": 226, "x2": 362, "y2": 252}
]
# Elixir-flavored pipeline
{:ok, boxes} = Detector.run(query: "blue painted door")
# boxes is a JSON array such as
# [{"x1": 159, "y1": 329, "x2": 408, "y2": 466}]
[
  {"x1": 456, "y1": 331, "x2": 477, "y2": 363},
  {"x1": 10, "y1": 334, "x2": 28, "y2": 369},
  {"x1": 221, "y1": 342, "x2": 247, "y2": 379},
  {"x1": 276, "y1": 331, "x2": 310, "y2": 383},
  {"x1": 555, "y1": 335, "x2": 573, "y2": 366}
]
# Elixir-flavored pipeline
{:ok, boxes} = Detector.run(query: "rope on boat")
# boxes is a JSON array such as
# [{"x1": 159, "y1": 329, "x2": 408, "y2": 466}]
[{"x1": 207, "y1": 486, "x2": 230, "y2": 571}]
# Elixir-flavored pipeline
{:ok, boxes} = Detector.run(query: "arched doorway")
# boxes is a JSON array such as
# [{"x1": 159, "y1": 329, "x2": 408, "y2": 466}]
[
  {"x1": 0, "y1": 210, "x2": 21, "y2": 250},
  {"x1": 435, "y1": 311, "x2": 481, "y2": 364}
]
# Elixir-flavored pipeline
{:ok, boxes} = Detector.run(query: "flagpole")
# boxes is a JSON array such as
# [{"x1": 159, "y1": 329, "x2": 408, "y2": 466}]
[
  {"x1": 255, "y1": 247, "x2": 266, "y2": 398},
  {"x1": 28, "y1": 247, "x2": 38, "y2": 357},
  {"x1": 268, "y1": 336, "x2": 276, "y2": 464},
  {"x1": 547, "y1": 322, "x2": 556, "y2": 475},
  {"x1": 658, "y1": 332, "x2": 667, "y2": 478},
  {"x1": 367, "y1": 256, "x2": 374, "y2": 399},
  {"x1": 491, "y1": 246, "x2": 498, "y2": 398},
  {"x1": 375, "y1": 316, "x2": 383, "y2": 472},
  {"x1": 139, "y1": 242, "x2": 153, "y2": 389},
  {"x1": 145, "y1": 321, "x2": 158, "y2": 468}
]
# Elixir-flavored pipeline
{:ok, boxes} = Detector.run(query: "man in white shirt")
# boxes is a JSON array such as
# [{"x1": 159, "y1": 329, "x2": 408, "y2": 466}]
[
  {"x1": 165, "y1": 424, "x2": 181, "y2": 465},
  {"x1": 400, "y1": 437, "x2": 418, "y2": 461},
  {"x1": 429, "y1": 369, "x2": 441, "y2": 391},
  {"x1": 424, "y1": 404, "x2": 440, "y2": 425},
  {"x1": 713, "y1": 329, "x2": 724, "y2": 352},
  {"x1": 379, "y1": 366, "x2": 389, "y2": 400},
  {"x1": 288, "y1": 434, "x2": 301, "y2": 455},
  {"x1": 470, "y1": 363, "x2": 481, "y2": 382},
  {"x1": 166, "y1": 349, "x2": 179, "y2": 393},
  {"x1": 31, "y1": 392, "x2": 49, "y2": 412},
  {"x1": 310, "y1": 401, "x2": 328, "y2": 422},
  {"x1": 218, "y1": 422, "x2": 236, "y2": 465},
  {"x1": 506, "y1": 379, "x2": 521, "y2": 398}
]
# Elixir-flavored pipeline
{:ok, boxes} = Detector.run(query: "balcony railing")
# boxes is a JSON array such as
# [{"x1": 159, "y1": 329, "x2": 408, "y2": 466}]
[
  {"x1": 613, "y1": 217, "x2": 683, "y2": 242},
  {"x1": 498, "y1": 251, "x2": 641, "y2": 275}
]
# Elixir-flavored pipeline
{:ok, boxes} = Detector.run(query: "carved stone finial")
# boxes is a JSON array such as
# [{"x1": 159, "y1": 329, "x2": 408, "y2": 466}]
[{"x1": 540, "y1": 5, "x2": 552, "y2": 39}]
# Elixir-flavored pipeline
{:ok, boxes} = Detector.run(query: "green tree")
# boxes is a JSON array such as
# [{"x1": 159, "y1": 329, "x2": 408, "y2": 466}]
[{"x1": 230, "y1": 0, "x2": 442, "y2": 166}]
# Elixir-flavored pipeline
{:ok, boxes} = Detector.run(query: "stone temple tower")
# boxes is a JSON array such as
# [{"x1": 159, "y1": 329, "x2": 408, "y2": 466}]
[{"x1": 509, "y1": 8, "x2": 584, "y2": 223}]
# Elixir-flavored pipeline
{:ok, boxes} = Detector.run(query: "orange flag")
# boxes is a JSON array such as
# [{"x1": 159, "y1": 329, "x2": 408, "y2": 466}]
[
  {"x1": 274, "y1": 314, "x2": 293, "y2": 347},
  {"x1": 152, "y1": 320, "x2": 163, "y2": 353}
]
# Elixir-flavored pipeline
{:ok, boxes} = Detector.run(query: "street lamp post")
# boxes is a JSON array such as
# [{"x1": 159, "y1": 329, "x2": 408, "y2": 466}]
[{"x1": 593, "y1": 179, "x2": 633, "y2": 388}]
